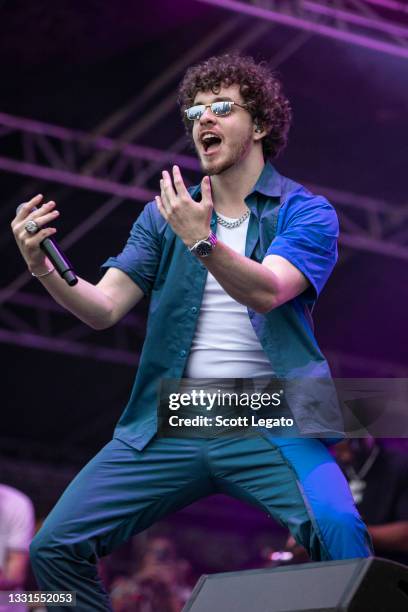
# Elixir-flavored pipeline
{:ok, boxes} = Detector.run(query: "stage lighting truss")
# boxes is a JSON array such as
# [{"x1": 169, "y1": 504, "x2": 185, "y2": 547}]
[
  {"x1": 0, "y1": 110, "x2": 406, "y2": 264},
  {"x1": 0, "y1": 17, "x2": 273, "y2": 365},
  {"x1": 0, "y1": 110, "x2": 406, "y2": 369},
  {"x1": 196, "y1": 0, "x2": 408, "y2": 60},
  {"x1": 0, "y1": 6, "x2": 406, "y2": 369}
]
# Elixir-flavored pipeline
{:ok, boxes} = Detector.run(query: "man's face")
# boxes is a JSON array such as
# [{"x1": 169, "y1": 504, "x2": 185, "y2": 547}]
[{"x1": 191, "y1": 84, "x2": 255, "y2": 176}]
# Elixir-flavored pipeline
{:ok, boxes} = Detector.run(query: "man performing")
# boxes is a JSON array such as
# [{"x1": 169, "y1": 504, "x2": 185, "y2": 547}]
[{"x1": 11, "y1": 54, "x2": 373, "y2": 610}]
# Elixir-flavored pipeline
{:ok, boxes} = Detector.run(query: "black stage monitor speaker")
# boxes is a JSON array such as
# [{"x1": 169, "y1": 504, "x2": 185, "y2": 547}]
[{"x1": 183, "y1": 557, "x2": 408, "y2": 612}]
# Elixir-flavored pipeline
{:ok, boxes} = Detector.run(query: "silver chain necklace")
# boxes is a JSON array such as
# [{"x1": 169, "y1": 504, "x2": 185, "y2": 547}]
[
  {"x1": 346, "y1": 445, "x2": 380, "y2": 482},
  {"x1": 215, "y1": 208, "x2": 250, "y2": 229},
  {"x1": 345, "y1": 445, "x2": 380, "y2": 505}
]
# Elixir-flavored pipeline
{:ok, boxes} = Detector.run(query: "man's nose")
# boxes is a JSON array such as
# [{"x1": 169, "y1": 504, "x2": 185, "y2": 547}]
[{"x1": 199, "y1": 107, "x2": 216, "y2": 124}]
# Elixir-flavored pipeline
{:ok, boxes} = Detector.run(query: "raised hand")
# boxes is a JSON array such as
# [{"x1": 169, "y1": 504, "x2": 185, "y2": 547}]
[
  {"x1": 11, "y1": 194, "x2": 59, "y2": 273},
  {"x1": 155, "y1": 165, "x2": 213, "y2": 247}
]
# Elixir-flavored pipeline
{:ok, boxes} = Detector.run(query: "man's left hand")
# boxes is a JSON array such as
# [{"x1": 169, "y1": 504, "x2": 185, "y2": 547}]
[{"x1": 156, "y1": 165, "x2": 213, "y2": 246}]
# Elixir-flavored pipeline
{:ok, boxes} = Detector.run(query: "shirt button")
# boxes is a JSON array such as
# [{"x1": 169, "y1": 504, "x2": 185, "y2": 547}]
[
  {"x1": 179, "y1": 349, "x2": 187, "y2": 357},
  {"x1": 210, "y1": 218, "x2": 216, "y2": 227},
  {"x1": 191, "y1": 306, "x2": 198, "y2": 314}
]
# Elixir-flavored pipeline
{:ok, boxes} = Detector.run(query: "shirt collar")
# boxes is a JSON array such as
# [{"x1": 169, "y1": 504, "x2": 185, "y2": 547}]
[
  {"x1": 251, "y1": 160, "x2": 282, "y2": 198},
  {"x1": 189, "y1": 160, "x2": 282, "y2": 202}
]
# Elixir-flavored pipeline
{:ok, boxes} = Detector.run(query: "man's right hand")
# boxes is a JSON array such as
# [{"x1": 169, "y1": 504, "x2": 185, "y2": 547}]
[
  {"x1": 10, "y1": 193, "x2": 144, "y2": 330},
  {"x1": 10, "y1": 193, "x2": 60, "y2": 274}
]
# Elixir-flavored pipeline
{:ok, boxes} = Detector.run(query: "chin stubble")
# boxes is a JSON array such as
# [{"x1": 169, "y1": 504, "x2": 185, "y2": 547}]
[{"x1": 196, "y1": 128, "x2": 253, "y2": 176}]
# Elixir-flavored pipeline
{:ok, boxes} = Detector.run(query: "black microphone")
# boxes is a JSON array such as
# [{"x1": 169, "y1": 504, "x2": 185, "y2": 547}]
[{"x1": 17, "y1": 203, "x2": 78, "y2": 286}]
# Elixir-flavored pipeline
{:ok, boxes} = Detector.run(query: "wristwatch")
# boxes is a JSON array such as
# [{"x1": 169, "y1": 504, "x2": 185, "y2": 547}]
[{"x1": 188, "y1": 231, "x2": 218, "y2": 257}]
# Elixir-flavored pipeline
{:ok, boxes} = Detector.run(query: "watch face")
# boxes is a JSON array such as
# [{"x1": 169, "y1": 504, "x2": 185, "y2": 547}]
[{"x1": 195, "y1": 240, "x2": 212, "y2": 257}]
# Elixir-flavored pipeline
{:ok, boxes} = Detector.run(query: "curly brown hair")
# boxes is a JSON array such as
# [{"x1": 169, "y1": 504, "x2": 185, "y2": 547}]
[{"x1": 178, "y1": 53, "x2": 292, "y2": 159}]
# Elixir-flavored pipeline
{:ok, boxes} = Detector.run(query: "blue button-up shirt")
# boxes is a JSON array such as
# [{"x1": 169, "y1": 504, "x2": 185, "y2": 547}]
[{"x1": 102, "y1": 162, "x2": 341, "y2": 449}]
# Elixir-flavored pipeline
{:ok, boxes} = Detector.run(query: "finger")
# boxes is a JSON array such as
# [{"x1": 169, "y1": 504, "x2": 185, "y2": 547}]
[
  {"x1": 19, "y1": 200, "x2": 55, "y2": 224},
  {"x1": 15, "y1": 194, "x2": 44, "y2": 220},
  {"x1": 160, "y1": 179, "x2": 172, "y2": 213},
  {"x1": 32, "y1": 200, "x2": 56, "y2": 216},
  {"x1": 19, "y1": 226, "x2": 57, "y2": 245},
  {"x1": 15, "y1": 204, "x2": 58, "y2": 234},
  {"x1": 32, "y1": 226, "x2": 58, "y2": 243},
  {"x1": 201, "y1": 175, "x2": 213, "y2": 205},
  {"x1": 30, "y1": 208, "x2": 60, "y2": 230},
  {"x1": 155, "y1": 195, "x2": 168, "y2": 220},
  {"x1": 172, "y1": 165, "x2": 189, "y2": 197},
  {"x1": 161, "y1": 170, "x2": 177, "y2": 206}
]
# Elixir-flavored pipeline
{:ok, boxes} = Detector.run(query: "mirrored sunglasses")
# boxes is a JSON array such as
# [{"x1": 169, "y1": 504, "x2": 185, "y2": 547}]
[{"x1": 184, "y1": 100, "x2": 247, "y2": 121}]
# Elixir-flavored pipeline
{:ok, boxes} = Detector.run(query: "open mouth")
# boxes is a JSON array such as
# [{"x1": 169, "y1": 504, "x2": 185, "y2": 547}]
[{"x1": 201, "y1": 134, "x2": 222, "y2": 154}]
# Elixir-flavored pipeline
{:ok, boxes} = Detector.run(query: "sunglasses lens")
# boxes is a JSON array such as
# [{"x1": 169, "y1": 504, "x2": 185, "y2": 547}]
[
  {"x1": 186, "y1": 105, "x2": 205, "y2": 120},
  {"x1": 212, "y1": 101, "x2": 233, "y2": 116},
  {"x1": 186, "y1": 101, "x2": 234, "y2": 120}
]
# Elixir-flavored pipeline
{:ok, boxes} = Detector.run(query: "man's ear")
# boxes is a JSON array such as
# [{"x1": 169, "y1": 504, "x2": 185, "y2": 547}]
[{"x1": 253, "y1": 122, "x2": 266, "y2": 140}]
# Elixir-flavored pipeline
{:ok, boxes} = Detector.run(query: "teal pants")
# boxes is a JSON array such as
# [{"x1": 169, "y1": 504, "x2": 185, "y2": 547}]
[{"x1": 30, "y1": 435, "x2": 373, "y2": 611}]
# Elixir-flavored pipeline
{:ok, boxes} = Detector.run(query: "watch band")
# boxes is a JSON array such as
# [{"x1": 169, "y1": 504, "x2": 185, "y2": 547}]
[
  {"x1": 188, "y1": 231, "x2": 217, "y2": 252},
  {"x1": 207, "y1": 231, "x2": 218, "y2": 247}
]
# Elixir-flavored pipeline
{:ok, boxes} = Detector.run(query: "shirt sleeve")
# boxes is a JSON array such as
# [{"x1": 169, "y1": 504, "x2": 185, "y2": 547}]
[
  {"x1": 100, "y1": 201, "x2": 161, "y2": 296},
  {"x1": 266, "y1": 192, "x2": 339, "y2": 302}
]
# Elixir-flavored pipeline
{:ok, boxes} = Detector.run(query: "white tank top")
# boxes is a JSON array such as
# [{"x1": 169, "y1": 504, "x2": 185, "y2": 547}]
[{"x1": 184, "y1": 212, "x2": 274, "y2": 379}]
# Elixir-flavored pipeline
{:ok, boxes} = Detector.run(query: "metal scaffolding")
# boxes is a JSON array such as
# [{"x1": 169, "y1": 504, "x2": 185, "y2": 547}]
[
  {"x1": 2, "y1": 8, "x2": 406, "y2": 373},
  {"x1": 2, "y1": 106, "x2": 407, "y2": 366},
  {"x1": 196, "y1": 0, "x2": 408, "y2": 59},
  {"x1": 1, "y1": 110, "x2": 407, "y2": 266},
  {"x1": 2, "y1": 17, "x2": 286, "y2": 363},
  {"x1": 1, "y1": 106, "x2": 407, "y2": 364}
]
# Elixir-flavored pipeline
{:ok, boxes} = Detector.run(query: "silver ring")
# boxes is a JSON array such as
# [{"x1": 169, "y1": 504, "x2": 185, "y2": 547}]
[{"x1": 24, "y1": 219, "x2": 39, "y2": 235}]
